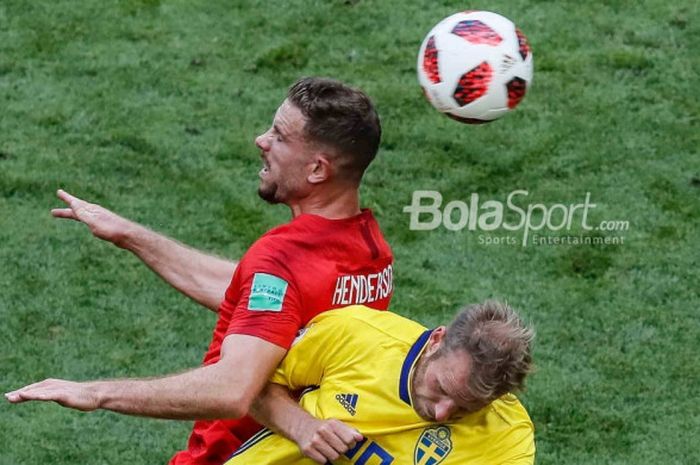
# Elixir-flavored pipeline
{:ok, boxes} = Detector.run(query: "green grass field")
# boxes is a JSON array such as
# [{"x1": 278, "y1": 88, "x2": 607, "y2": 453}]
[{"x1": 1, "y1": 0, "x2": 699, "y2": 463}]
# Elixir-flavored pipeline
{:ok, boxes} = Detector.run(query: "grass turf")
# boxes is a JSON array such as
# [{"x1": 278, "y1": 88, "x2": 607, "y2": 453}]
[{"x1": 1, "y1": 0, "x2": 699, "y2": 463}]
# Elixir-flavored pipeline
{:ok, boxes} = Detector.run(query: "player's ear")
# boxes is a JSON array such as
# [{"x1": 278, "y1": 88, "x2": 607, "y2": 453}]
[
  {"x1": 425, "y1": 326, "x2": 447, "y2": 356},
  {"x1": 307, "y1": 153, "x2": 332, "y2": 184}
]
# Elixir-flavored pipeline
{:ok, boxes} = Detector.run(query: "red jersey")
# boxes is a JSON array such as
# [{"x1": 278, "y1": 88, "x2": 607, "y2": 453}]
[{"x1": 169, "y1": 209, "x2": 393, "y2": 465}]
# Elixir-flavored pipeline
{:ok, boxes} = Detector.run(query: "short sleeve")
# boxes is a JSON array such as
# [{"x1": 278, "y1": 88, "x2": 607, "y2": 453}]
[
  {"x1": 501, "y1": 425, "x2": 535, "y2": 465},
  {"x1": 269, "y1": 315, "x2": 347, "y2": 390},
  {"x1": 225, "y1": 244, "x2": 303, "y2": 349},
  {"x1": 486, "y1": 413, "x2": 535, "y2": 465}
]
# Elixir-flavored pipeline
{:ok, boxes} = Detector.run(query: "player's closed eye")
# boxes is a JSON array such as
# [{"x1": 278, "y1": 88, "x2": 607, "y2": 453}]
[{"x1": 272, "y1": 125, "x2": 285, "y2": 142}]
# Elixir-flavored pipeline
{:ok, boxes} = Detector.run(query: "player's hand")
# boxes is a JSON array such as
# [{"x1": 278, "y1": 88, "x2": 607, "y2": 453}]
[
  {"x1": 294, "y1": 417, "x2": 363, "y2": 464},
  {"x1": 52, "y1": 189, "x2": 133, "y2": 247},
  {"x1": 5, "y1": 379, "x2": 100, "y2": 411}
]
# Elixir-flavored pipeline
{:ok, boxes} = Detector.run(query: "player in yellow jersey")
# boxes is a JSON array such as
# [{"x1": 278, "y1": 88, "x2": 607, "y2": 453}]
[{"x1": 226, "y1": 301, "x2": 535, "y2": 465}]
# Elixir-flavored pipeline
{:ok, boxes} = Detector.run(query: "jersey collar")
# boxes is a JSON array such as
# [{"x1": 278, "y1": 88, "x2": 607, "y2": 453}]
[{"x1": 399, "y1": 329, "x2": 434, "y2": 406}]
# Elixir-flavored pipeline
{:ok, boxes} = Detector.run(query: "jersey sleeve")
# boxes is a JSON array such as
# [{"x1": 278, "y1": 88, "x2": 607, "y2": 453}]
[
  {"x1": 269, "y1": 314, "x2": 348, "y2": 390},
  {"x1": 498, "y1": 424, "x2": 535, "y2": 465},
  {"x1": 225, "y1": 242, "x2": 303, "y2": 349},
  {"x1": 484, "y1": 412, "x2": 535, "y2": 465}
]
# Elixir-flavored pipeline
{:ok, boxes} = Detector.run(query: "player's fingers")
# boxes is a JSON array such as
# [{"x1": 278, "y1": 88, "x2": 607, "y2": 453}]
[
  {"x1": 5, "y1": 387, "x2": 52, "y2": 403},
  {"x1": 5, "y1": 379, "x2": 70, "y2": 404},
  {"x1": 326, "y1": 420, "x2": 362, "y2": 449},
  {"x1": 20, "y1": 390, "x2": 55, "y2": 402},
  {"x1": 51, "y1": 208, "x2": 78, "y2": 220},
  {"x1": 318, "y1": 428, "x2": 351, "y2": 455},
  {"x1": 299, "y1": 442, "x2": 330, "y2": 465},
  {"x1": 11, "y1": 378, "x2": 62, "y2": 394},
  {"x1": 335, "y1": 427, "x2": 362, "y2": 448},
  {"x1": 56, "y1": 189, "x2": 84, "y2": 208},
  {"x1": 5, "y1": 391, "x2": 24, "y2": 403},
  {"x1": 6, "y1": 379, "x2": 47, "y2": 393},
  {"x1": 312, "y1": 441, "x2": 342, "y2": 462}
]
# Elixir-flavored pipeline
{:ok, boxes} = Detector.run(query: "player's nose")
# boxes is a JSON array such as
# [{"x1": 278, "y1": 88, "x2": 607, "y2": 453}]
[
  {"x1": 434, "y1": 399, "x2": 458, "y2": 422},
  {"x1": 255, "y1": 131, "x2": 270, "y2": 151}
]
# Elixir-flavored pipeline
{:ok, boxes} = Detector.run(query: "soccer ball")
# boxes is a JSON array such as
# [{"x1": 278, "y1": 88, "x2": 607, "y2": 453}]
[{"x1": 417, "y1": 11, "x2": 533, "y2": 124}]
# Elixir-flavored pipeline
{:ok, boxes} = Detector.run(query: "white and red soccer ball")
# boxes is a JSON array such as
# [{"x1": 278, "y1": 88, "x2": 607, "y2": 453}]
[{"x1": 417, "y1": 11, "x2": 533, "y2": 124}]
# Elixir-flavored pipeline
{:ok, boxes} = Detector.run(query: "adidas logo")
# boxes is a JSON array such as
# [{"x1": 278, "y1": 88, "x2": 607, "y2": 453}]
[{"x1": 335, "y1": 393, "x2": 358, "y2": 416}]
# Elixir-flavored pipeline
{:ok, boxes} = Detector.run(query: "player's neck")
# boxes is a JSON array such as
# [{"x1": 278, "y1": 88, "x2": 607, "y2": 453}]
[{"x1": 288, "y1": 186, "x2": 361, "y2": 219}]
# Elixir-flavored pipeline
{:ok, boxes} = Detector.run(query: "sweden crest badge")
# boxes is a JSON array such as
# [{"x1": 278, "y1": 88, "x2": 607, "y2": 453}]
[{"x1": 414, "y1": 426, "x2": 452, "y2": 465}]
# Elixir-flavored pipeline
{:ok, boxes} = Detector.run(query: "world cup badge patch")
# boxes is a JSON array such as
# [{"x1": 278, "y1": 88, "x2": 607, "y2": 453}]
[
  {"x1": 248, "y1": 273, "x2": 288, "y2": 312},
  {"x1": 414, "y1": 426, "x2": 452, "y2": 465}
]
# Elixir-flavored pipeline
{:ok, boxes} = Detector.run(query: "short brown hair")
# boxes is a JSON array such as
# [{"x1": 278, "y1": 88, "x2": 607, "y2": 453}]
[
  {"x1": 287, "y1": 77, "x2": 381, "y2": 183},
  {"x1": 444, "y1": 300, "x2": 534, "y2": 404}
]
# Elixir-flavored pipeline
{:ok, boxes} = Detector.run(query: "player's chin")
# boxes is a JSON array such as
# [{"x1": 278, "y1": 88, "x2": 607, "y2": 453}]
[{"x1": 257, "y1": 185, "x2": 281, "y2": 204}]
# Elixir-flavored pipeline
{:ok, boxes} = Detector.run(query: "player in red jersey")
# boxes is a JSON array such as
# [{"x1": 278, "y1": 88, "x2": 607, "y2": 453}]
[{"x1": 6, "y1": 78, "x2": 392, "y2": 465}]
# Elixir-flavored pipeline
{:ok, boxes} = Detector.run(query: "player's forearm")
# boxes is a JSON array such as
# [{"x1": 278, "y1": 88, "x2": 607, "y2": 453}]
[
  {"x1": 251, "y1": 384, "x2": 312, "y2": 443},
  {"x1": 121, "y1": 222, "x2": 236, "y2": 312},
  {"x1": 8, "y1": 335, "x2": 284, "y2": 420},
  {"x1": 92, "y1": 365, "x2": 248, "y2": 420}
]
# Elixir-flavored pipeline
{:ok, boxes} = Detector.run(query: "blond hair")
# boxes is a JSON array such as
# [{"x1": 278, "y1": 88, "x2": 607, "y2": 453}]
[{"x1": 444, "y1": 300, "x2": 534, "y2": 403}]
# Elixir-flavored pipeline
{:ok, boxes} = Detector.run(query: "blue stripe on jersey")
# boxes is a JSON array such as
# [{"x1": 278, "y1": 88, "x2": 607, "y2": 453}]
[
  {"x1": 399, "y1": 329, "x2": 434, "y2": 405},
  {"x1": 226, "y1": 428, "x2": 274, "y2": 460}
]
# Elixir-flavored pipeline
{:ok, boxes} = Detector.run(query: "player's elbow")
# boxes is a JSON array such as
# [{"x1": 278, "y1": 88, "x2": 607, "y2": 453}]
[
  {"x1": 214, "y1": 376, "x2": 256, "y2": 419},
  {"x1": 203, "y1": 370, "x2": 255, "y2": 419},
  {"x1": 223, "y1": 392, "x2": 253, "y2": 419}
]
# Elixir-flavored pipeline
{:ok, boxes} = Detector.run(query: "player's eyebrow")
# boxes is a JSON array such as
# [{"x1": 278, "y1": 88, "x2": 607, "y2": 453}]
[
  {"x1": 437, "y1": 378, "x2": 449, "y2": 395},
  {"x1": 273, "y1": 124, "x2": 287, "y2": 138},
  {"x1": 440, "y1": 375, "x2": 472, "y2": 407}
]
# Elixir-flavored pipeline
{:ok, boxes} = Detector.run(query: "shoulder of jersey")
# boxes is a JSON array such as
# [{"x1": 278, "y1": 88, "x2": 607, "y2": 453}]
[
  {"x1": 249, "y1": 217, "x2": 329, "y2": 251},
  {"x1": 489, "y1": 393, "x2": 534, "y2": 428},
  {"x1": 312, "y1": 306, "x2": 427, "y2": 344},
  {"x1": 242, "y1": 224, "x2": 299, "y2": 258}
]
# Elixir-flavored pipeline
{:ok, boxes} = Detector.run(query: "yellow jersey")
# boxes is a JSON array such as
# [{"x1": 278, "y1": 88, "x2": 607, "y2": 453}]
[{"x1": 225, "y1": 306, "x2": 535, "y2": 465}]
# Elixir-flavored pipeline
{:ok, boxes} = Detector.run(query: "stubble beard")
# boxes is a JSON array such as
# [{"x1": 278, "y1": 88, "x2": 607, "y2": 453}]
[
  {"x1": 411, "y1": 352, "x2": 438, "y2": 422},
  {"x1": 258, "y1": 183, "x2": 280, "y2": 204}
]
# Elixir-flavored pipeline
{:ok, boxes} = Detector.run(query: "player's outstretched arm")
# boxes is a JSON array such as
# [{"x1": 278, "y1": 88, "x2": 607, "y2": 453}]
[
  {"x1": 52, "y1": 189, "x2": 236, "y2": 312},
  {"x1": 251, "y1": 384, "x2": 363, "y2": 464},
  {"x1": 5, "y1": 334, "x2": 284, "y2": 419}
]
